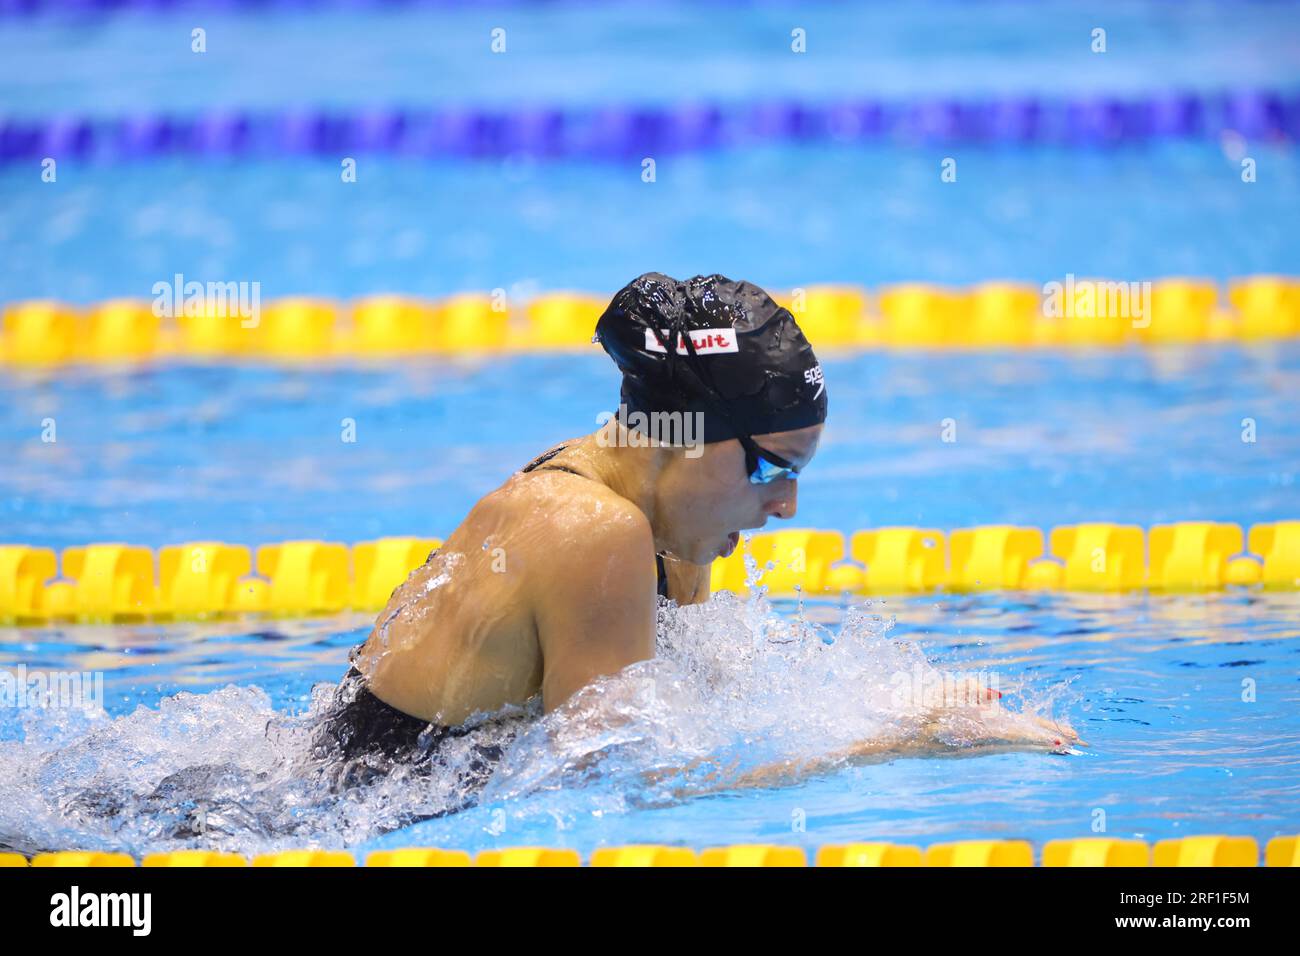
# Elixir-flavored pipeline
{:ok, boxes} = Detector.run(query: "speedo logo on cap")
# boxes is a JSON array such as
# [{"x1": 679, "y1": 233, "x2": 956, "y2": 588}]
[
  {"x1": 645, "y1": 328, "x2": 739, "y2": 355},
  {"x1": 804, "y1": 363, "x2": 825, "y2": 399}
]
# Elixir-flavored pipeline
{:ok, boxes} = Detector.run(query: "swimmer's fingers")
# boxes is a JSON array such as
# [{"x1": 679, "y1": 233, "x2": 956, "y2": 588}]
[
  {"x1": 1024, "y1": 713, "x2": 1085, "y2": 752},
  {"x1": 953, "y1": 712, "x2": 1084, "y2": 753}
]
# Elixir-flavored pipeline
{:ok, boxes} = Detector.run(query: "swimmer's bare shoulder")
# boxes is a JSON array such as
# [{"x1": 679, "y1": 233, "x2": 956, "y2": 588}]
[
  {"x1": 359, "y1": 443, "x2": 705, "y2": 720},
  {"x1": 490, "y1": 444, "x2": 708, "y2": 607}
]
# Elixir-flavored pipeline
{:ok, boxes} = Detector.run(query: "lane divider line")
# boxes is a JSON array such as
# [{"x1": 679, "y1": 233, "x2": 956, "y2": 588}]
[
  {"x1": 2, "y1": 521, "x2": 1296, "y2": 623},
  {"x1": 3, "y1": 89, "x2": 1297, "y2": 163},
  {"x1": 4, "y1": 835, "x2": 1295, "y2": 867},
  {"x1": 2, "y1": 277, "x2": 1299, "y2": 365}
]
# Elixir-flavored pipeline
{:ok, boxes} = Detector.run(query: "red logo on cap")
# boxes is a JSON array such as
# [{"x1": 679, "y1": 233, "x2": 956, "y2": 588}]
[{"x1": 644, "y1": 328, "x2": 740, "y2": 355}]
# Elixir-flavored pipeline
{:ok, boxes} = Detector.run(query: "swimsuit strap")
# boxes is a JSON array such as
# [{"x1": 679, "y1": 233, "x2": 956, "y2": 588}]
[
  {"x1": 520, "y1": 442, "x2": 571, "y2": 473},
  {"x1": 522, "y1": 444, "x2": 586, "y2": 480},
  {"x1": 655, "y1": 552, "x2": 669, "y2": 599},
  {"x1": 521, "y1": 442, "x2": 670, "y2": 599}
]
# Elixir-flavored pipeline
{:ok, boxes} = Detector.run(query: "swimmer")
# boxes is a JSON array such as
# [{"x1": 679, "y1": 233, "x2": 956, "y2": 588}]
[{"x1": 317, "y1": 271, "x2": 1078, "y2": 788}]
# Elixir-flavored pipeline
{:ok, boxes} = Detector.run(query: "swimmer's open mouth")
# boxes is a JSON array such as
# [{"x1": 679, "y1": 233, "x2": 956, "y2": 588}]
[{"x1": 719, "y1": 531, "x2": 740, "y2": 558}]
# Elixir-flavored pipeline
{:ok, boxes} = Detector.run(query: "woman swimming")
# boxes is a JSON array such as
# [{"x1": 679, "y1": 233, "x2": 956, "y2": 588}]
[{"x1": 315, "y1": 271, "x2": 1078, "y2": 790}]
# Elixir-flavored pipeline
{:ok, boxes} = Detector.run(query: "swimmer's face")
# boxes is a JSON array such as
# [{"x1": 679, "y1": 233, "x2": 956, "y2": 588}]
[{"x1": 658, "y1": 423, "x2": 823, "y2": 564}]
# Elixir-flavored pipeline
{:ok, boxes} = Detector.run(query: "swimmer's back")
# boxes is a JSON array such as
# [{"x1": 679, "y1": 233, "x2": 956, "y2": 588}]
[{"x1": 354, "y1": 438, "x2": 690, "y2": 724}]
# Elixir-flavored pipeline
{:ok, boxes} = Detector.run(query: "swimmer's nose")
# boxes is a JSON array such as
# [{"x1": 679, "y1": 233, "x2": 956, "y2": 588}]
[{"x1": 765, "y1": 481, "x2": 797, "y2": 520}]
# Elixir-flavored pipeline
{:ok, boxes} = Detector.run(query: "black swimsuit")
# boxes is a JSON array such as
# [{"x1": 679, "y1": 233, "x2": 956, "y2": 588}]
[{"x1": 317, "y1": 442, "x2": 669, "y2": 791}]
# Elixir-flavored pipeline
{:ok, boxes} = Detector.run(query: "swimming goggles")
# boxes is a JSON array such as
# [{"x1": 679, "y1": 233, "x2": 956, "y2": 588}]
[{"x1": 738, "y1": 434, "x2": 801, "y2": 484}]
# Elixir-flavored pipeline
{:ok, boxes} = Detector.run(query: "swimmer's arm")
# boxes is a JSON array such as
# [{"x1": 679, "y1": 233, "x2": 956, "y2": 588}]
[
  {"x1": 639, "y1": 729, "x2": 932, "y2": 794},
  {"x1": 532, "y1": 515, "x2": 658, "y2": 715},
  {"x1": 645, "y1": 708, "x2": 1082, "y2": 796},
  {"x1": 684, "y1": 725, "x2": 948, "y2": 791},
  {"x1": 724, "y1": 713, "x2": 1080, "y2": 789}
]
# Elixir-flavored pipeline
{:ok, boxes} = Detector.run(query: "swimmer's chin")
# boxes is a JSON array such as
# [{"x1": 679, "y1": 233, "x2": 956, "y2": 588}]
[
  {"x1": 718, "y1": 530, "x2": 740, "y2": 559},
  {"x1": 677, "y1": 530, "x2": 740, "y2": 562}
]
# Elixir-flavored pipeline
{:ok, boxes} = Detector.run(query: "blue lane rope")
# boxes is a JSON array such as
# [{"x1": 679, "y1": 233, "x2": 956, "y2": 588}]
[{"x1": 3, "y1": 90, "x2": 1298, "y2": 165}]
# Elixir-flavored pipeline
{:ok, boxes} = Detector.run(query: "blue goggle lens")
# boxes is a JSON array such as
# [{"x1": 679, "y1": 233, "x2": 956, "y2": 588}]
[{"x1": 748, "y1": 454, "x2": 799, "y2": 484}]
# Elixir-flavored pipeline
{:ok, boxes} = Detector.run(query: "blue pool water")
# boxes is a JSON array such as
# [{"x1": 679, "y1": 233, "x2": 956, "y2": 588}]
[
  {"x1": 4, "y1": 2, "x2": 1300, "y2": 301},
  {"x1": 4, "y1": 1, "x2": 1300, "y2": 117},
  {"x1": 1, "y1": 587, "x2": 1298, "y2": 857},
  {"x1": 2, "y1": 347, "x2": 1297, "y2": 549},
  {"x1": 4, "y1": 142, "x2": 1300, "y2": 303}
]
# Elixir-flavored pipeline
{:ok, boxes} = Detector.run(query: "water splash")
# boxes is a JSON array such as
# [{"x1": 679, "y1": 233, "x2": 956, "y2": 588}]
[
  {"x1": 375, "y1": 549, "x2": 462, "y2": 650},
  {"x1": 0, "y1": 581, "x2": 1077, "y2": 858}
]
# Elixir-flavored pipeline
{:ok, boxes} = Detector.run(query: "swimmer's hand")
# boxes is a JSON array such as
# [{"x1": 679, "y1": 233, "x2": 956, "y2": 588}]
[
  {"x1": 1022, "y1": 713, "x2": 1086, "y2": 753},
  {"x1": 643, "y1": 678, "x2": 1086, "y2": 798},
  {"x1": 947, "y1": 710, "x2": 1085, "y2": 754},
  {"x1": 912, "y1": 676, "x2": 1086, "y2": 755}
]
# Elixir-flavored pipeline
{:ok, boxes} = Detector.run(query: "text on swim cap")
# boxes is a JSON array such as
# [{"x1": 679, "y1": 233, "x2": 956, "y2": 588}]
[
  {"x1": 804, "y1": 364, "x2": 825, "y2": 399},
  {"x1": 644, "y1": 328, "x2": 740, "y2": 355}
]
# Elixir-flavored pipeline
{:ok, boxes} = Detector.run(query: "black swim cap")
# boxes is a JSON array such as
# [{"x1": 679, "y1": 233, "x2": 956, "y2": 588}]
[{"x1": 594, "y1": 272, "x2": 827, "y2": 443}]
